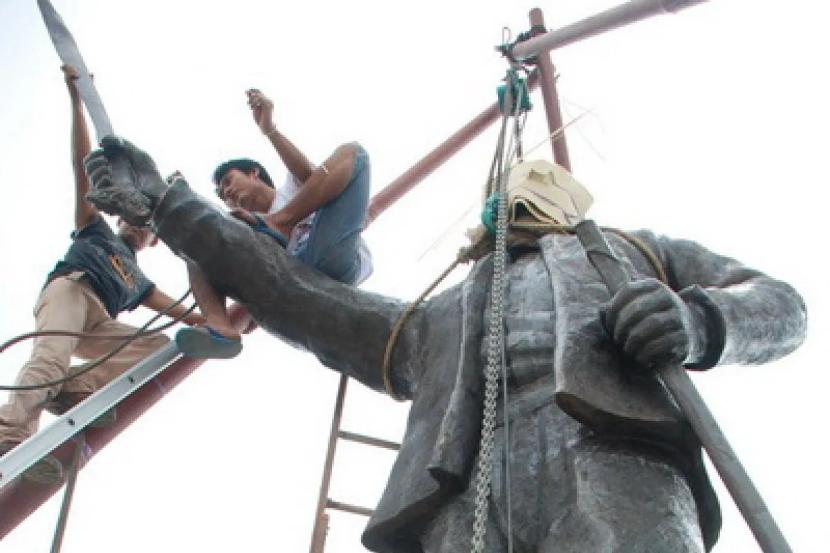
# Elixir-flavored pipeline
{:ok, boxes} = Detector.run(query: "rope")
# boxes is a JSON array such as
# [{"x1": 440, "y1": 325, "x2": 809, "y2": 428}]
[
  {"x1": 381, "y1": 256, "x2": 465, "y2": 400},
  {"x1": 0, "y1": 291, "x2": 193, "y2": 391}
]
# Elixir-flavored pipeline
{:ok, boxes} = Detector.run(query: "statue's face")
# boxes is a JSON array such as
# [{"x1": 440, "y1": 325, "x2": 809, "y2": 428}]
[{"x1": 218, "y1": 168, "x2": 267, "y2": 211}]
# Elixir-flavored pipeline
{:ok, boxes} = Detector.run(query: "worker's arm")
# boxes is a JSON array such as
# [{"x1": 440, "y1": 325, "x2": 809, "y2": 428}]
[
  {"x1": 63, "y1": 65, "x2": 97, "y2": 230},
  {"x1": 247, "y1": 88, "x2": 315, "y2": 183},
  {"x1": 141, "y1": 286, "x2": 206, "y2": 326}
]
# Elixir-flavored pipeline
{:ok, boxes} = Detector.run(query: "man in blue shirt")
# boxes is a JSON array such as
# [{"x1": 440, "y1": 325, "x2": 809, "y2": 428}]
[{"x1": 0, "y1": 66, "x2": 204, "y2": 484}]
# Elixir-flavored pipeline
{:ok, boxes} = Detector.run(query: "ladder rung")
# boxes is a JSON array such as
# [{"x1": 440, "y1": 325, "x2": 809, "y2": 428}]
[
  {"x1": 337, "y1": 430, "x2": 400, "y2": 451},
  {"x1": 325, "y1": 499, "x2": 374, "y2": 517}
]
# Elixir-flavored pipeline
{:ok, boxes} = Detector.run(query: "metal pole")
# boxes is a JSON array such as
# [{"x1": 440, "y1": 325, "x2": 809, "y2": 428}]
[
  {"x1": 309, "y1": 374, "x2": 349, "y2": 553},
  {"x1": 367, "y1": 73, "x2": 539, "y2": 225},
  {"x1": 512, "y1": 0, "x2": 709, "y2": 61},
  {"x1": 49, "y1": 436, "x2": 84, "y2": 553},
  {"x1": 0, "y1": 305, "x2": 253, "y2": 538},
  {"x1": 574, "y1": 219, "x2": 792, "y2": 553},
  {"x1": 528, "y1": 8, "x2": 571, "y2": 170}
]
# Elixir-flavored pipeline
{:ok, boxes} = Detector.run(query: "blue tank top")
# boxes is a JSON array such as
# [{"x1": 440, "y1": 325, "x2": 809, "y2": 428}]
[{"x1": 47, "y1": 216, "x2": 154, "y2": 318}]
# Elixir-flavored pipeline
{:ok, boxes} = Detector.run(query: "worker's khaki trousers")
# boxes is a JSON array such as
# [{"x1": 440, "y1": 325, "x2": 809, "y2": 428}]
[{"x1": 0, "y1": 274, "x2": 168, "y2": 444}]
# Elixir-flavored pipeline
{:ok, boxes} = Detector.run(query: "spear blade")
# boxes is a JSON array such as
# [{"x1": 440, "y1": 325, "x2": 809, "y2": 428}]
[{"x1": 37, "y1": 0, "x2": 114, "y2": 142}]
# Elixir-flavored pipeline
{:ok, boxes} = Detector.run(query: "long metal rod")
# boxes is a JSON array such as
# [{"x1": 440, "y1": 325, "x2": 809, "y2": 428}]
[
  {"x1": 511, "y1": 0, "x2": 709, "y2": 60},
  {"x1": 573, "y1": 219, "x2": 792, "y2": 553},
  {"x1": 49, "y1": 437, "x2": 84, "y2": 553},
  {"x1": 660, "y1": 365, "x2": 792, "y2": 553},
  {"x1": 309, "y1": 374, "x2": 349, "y2": 553},
  {"x1": 528, "y1": 8, "x2": 571, "y2": 170}
]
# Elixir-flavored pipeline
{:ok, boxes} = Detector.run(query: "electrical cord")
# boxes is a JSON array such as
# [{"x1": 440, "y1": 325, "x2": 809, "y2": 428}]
[{"x1": 0, "y1": 289, "x2": 193, "y2": 391}]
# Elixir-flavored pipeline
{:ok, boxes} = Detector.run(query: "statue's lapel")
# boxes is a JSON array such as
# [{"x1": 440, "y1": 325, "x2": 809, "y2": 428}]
[{"x1": 539, "y1": 233, "x2": 686, "y2": 442}]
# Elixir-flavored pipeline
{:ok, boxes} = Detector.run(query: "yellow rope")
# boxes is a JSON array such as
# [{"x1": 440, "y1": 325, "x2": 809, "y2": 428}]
[{"x1": 381, "y1": 255, "x2": 465, "y2": 400}]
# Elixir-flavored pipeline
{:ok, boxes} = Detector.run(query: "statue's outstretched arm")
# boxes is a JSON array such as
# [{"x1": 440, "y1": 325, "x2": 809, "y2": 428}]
[{"x1": 84, "y1": 138, "x2": 419, "y2": 397}]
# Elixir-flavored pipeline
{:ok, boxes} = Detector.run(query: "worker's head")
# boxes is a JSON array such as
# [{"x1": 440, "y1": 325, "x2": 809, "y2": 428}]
[
  {"x1": 116, "y1": 218, "x2": 158, "y2": 251},
  {"x1": 212, "y1": 158, "x2": 274, "y2": 211}
]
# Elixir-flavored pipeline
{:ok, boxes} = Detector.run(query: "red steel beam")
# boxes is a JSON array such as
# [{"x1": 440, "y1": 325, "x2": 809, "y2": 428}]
[
  {"x1": 528, "y1": 8, "x2": 571, "y2": 171},
  {"x1": 366, "y1": 72, "x2": 539, "y2": 225}
]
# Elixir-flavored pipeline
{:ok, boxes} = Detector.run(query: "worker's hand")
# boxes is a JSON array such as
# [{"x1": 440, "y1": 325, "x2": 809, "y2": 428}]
[
  {"x1": 61, "y1": 64, "x2": 82, "y2": 97},
  {"x1": 247, "y1": 88, "x2": 276, "y2": 135},
  {"x1": 601, "y1": 278, "x2": 702, "y2": 372},
  {"x1": 83, "y1": 136, "x2": 166, "y2": 226}
]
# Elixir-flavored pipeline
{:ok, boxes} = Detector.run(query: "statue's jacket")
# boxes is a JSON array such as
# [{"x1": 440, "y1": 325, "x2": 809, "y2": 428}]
[{"x1": 152, "y1": 182, "x2": 806, "y2": 553}]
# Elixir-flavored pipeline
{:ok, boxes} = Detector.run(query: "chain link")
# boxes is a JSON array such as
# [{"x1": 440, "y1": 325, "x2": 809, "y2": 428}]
[{"x1": 470, "y1": 69, "x2": 524, "y2": 552}]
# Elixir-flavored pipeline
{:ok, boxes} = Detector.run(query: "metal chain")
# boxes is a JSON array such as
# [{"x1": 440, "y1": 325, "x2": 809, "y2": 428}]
[{"x1": 470, "y1": 70, "x2": 524, "y2": 553}]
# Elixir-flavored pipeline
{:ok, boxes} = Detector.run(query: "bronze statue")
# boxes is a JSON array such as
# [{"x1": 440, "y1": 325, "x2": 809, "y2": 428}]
[{"x1": 84, "y1": 138, "x2": 806, "y2": 552}]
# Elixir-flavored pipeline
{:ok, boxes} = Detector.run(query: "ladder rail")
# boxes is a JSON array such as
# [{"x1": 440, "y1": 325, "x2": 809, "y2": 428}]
[
  {"x1": 309, "y1": 375, "x2": 403, "y2": 553},
  {"x1": 0, "y1": 342, "x2": 180, "y2": 487}
]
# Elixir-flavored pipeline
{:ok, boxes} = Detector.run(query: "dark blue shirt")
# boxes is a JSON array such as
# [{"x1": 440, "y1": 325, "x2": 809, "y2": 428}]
[{"x1": 47, "y1": 216, "x2": 154, "y2": 318}]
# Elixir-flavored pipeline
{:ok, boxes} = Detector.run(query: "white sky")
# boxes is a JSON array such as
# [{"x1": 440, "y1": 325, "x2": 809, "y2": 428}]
[{"x1": 1, "y1": 0, "x2": 828, "y2": 551}]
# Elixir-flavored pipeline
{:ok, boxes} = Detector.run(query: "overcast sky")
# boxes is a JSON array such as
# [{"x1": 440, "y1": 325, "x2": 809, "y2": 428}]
[{"x1": 1, "y1": 0, "x2": 828, "y2": 551}]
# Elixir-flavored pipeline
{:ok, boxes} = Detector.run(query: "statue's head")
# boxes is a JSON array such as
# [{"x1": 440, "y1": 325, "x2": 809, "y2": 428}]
[{"x1": 212, "y1": 158, "x2": 274, "y2": 211}]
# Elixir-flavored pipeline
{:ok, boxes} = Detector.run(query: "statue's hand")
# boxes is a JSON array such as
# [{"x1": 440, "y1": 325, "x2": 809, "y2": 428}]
[
  {"x1": 602, "y1": 278, "x2": 702, "y2": 372},
  {"x1": 84, "y1": 136, "x2": 168, "y2": 226}
]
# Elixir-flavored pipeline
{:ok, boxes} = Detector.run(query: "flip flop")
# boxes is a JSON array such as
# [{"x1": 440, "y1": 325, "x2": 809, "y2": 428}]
[
  {"x1": 175, "y1": 327, "x2": 242, "y2": 359},
  {"x1": 250, "y1": 214, "x2": 288, "y2": 247}
]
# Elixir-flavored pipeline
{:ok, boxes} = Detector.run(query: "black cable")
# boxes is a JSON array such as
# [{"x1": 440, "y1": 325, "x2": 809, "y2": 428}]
[
  {"x1": 0, "y1": 290, "x2": 193, "y2": 391},
  {"x1": 1, "y1": 316, "x2": 185, "y2": 354}
]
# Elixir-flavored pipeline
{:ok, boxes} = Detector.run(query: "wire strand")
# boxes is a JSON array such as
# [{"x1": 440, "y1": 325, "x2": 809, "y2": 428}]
[{"x1": 0, "y1": 290, "x2": 193, "y2": 391}]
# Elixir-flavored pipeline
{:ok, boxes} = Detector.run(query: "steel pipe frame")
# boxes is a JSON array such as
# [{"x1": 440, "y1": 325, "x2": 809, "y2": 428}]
[
  {"x1": 528, "y1": 8, "x2": 571, "y2": 170},
  {"x1": 511, "y1": 0, "x2": 709, "y2": 61}
]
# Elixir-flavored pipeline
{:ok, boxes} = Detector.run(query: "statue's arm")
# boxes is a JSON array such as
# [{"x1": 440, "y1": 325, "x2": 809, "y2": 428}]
[
  {"x1": 650, "y1": 232, "x2": 807, "y2": 367},
  {"x1": 152, "y1": 179, "x2": 421, "y2": 396}
]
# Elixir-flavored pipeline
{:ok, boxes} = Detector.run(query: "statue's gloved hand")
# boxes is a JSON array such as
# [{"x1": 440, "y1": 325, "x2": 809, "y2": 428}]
[
  {"x1": 601, "y1": 278, "x2": 707, "y2": 372},
  {"x1": 84, "y1": 136, "x2": 168, "y2": 226}
]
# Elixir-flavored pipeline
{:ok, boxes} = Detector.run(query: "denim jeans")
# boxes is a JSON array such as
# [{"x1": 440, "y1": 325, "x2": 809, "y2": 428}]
[{"x1": 295, "y1": 143, "x2": 369, "y2": 284}]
